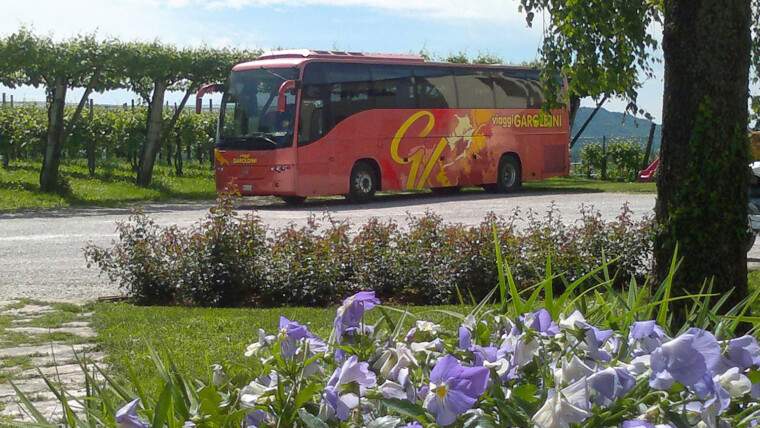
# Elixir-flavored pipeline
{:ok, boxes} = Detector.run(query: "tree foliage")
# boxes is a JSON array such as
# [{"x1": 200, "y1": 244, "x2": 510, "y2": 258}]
[
  {"x1": 519, "y1": 1, "x2": 757, "y2": 309},
  {"x1": 518, "y1": 0, "x2": 661, "y2": 115},
  {"x1": 0, "y1": 28, "x2": 258, "y2": 189}
]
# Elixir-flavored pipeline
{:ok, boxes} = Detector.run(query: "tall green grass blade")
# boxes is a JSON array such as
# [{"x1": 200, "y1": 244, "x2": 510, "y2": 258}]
[
  {"x1": 657, "y1": 244, "x2": 680, "y2": 329},
  {"x1": 152, "y1": 380, "x2": 175, "y2": 428},
  {"x1": 730, "y1": 283, "x2": 760, "y2": 333},
  {"x1": 9, "y1": 381, "x2": 50, "y2": 425},
  {"x1": 544, "y1": 256, "x2": 554, "y2": 317},
  {"x1": 492, "y1": 224, "x2": 509, "y2": 312}
]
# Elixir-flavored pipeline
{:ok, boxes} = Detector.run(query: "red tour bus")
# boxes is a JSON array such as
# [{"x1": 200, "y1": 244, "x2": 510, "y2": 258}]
[{"x1": 203, "y1": 49, "x2": 569, "y2": 204}]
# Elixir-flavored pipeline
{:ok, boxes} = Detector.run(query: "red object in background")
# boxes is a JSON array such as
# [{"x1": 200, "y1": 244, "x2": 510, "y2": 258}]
[
  {"x1": 638, "y1": 157, "x2": 660, "y2": 182},
  {"x1": 210, "y1": 50, "x2": 572, "y2": 198}
]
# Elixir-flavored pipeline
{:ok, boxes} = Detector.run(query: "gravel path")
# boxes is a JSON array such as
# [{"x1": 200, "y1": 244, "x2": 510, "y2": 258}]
[
  {"x1": 0, "y1": 301, "x2": 102, "y2": 423},
  {"x1": 1, "y1": 191, "x2": 659, "y2": 302}
]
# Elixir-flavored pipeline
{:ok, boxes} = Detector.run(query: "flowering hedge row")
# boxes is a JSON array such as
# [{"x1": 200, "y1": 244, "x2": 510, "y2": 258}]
[
  {"x1": 95, "y1": 289, "x2": 760, "y2": 427},
  {"x1": 85, "y1": 197, "x2": 654, "y2": 307}
]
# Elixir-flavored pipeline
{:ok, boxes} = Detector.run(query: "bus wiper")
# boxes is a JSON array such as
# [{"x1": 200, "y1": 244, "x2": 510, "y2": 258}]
[
  {"x1": 250, "y1": 132, "x2": 279, "y2": 146},
  {"x1": 261, "y1": 68, "x2": 289, "y2": 82}
]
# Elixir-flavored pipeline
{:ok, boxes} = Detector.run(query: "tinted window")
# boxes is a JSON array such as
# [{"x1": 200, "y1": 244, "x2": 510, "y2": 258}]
[
  {"x1": 455, "y1": 69, "x2": 495, "y2": 108},
  {"x1": 414, "y1": 67, "x2": 457, "y2": 109},
  {"x1": 300, "y1": 62, "x2": 372, "y2": 145},
  {"x1": 522, "y1": 75, "x2": 546, "y2": 108},
  {"x1": 370, "y1": 65, "x2": 415, "y2": 109},
  {"x1": 492, "y1": 71, "x2": 529, "y2": 109}
]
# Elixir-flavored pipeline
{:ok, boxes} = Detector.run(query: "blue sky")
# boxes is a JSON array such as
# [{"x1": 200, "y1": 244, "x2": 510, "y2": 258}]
[{"x1": 1, "y1": 0, "x2": 665, "y2": 120}]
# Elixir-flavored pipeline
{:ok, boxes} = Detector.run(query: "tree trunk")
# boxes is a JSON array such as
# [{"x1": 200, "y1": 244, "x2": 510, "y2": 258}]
[
  {"x1": 39, "y1": 78, "x2": 68, "y2": 193},
  {"x1": 86, "y1": 100, "x2": 95, "y2": 177},
  {"x1": 655, "y1": 0, "x2": 752, "y2": 311},
  {"x1": 568, "y1": 94, "x2": 581, "y2": 130},
  {"x1": 641, "y1": 122, "x2": 657, "y2": 172},
  {"x1": 136, "y1": 81, "x2": 167, "y2": 187},
  {"x1": 175, "y1": 132, "x2": 183, "y2": 176}
]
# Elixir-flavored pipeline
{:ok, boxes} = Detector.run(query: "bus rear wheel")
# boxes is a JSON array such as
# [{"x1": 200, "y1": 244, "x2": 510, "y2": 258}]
[
  {"x1": 281, "y1": 196, "x2": 306, "y2": 206},
  {"x1": 347, "y1": 162, "x2": 377, "y2": 203},
  {"x1": 496, "y1": 156, "x2": 521, "y2": 193}
]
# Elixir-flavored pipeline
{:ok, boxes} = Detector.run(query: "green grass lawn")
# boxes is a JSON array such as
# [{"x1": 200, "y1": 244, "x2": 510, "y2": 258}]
[
  {"x1": 92, "y1": 271, "x2": 758, "y2": 396},
  {"x1": 92, "y1": 303, "x2": 472, "y2": 395},
  {"x1": 0, "y1": 160, "x2": 216, "y2": 212},
  {"x1": 1, "y1": 160, "x2": 654, "y2": 212},
  {"x1": 524, "y1": 176, "x2": 656, "y2": 193}
]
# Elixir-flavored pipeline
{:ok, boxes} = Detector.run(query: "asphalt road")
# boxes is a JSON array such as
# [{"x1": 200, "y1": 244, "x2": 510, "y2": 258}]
[{"x1": 1, "y1": 190, "x2": 660, "y2": 302}]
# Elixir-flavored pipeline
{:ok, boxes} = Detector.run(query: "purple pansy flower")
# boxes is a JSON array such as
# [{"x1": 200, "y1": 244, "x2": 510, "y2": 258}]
[
  {"x1": 323, "y1": 355, "x2": 377, "y2": 420},
  {"x1": 587, "y1": 367, "x2": 636, "y2": 406},
  {"x1": 629, "y1": 320, "x2": 668, "y2": 356},
  {"x1": 577, "y1": 321, "x2": 615, "y2": 362},
  {"x1": 472, "y1": 344, "x2": 516, "y2": 381},
  {"x1": 333, "y1": 291, "x2": 380, "y2": 342},
  {"x1": 244, "y1": 410, "x2": 272, "y2": 428},
  {"x1": 726, "y1": 335, "x2": 760, "y2": 370},
  {"x1": 522, "y1": 309, "x2": 560, "y2": 336},
  {"x1": 622, "y1": 421, "x2": 655, "y2": 428},
  {"x1": 650, "y1": 328, "x2": 721, "y2": 391},
  {"x1": 458, "y1": 326, "x2": 473, "y2": 350},
  {"x1": 116, "y1": 399, "x2": 148, "y2": 428},
  {"x1": 423, "y1": 355, "x2": 490, "y2": 426},
  {"x1": 278, "y1": 316, "x2": 326, "y2": 359}
]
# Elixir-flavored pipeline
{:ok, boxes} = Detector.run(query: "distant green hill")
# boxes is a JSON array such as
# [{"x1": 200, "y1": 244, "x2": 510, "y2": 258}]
[{"x1": 570, "y1": 107, "x2": 661, "y2": 162}]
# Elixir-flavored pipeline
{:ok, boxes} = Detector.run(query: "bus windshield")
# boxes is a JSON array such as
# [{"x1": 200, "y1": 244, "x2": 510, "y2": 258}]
[{"x1": 218, "y1": 67, "x2": 299, "y2": 150}]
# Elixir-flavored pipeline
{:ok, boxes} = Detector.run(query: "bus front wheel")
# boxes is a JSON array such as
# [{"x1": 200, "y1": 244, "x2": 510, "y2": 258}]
[
  {"x1": 496, "y1": 156, "x2": 521, "y2": 193},
  {"x1": 347, "y1": 162, "x2": 377, "y2": 203}
]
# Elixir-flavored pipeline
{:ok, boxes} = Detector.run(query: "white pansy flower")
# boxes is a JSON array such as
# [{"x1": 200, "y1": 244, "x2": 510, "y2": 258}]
[
  {"x1": 244, "y1": 329, "x2": 275, "y2": 357},
  {"x1": 554, "y1": 355, "x2": 596, "y2": 386},
  {"x1": 513, "y1": 335, "x2": 541, "y2": 368},
  {"x1": 625, "y1": 354, "x2": 652, "y2": 377},
  {"x1": 532, "y1": 379, "x2": 591, "y2": 428},
  {"x1": 718, "y1": 367, "x2": 752, "y2": 398},
  {"x1": 211, "y1": 364, "x2": 227, "y2": 387},
  {"x1": 374, "y1": 342, "x2": 417, "y2": 379},
  {"x1": 559, "y1": 310, "x2": 586, "y2": 331}
]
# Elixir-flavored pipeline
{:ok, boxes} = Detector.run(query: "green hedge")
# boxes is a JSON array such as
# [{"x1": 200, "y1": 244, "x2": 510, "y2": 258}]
[{"x1": 85, "y1": 197, "x2": 654, "y2": 307}]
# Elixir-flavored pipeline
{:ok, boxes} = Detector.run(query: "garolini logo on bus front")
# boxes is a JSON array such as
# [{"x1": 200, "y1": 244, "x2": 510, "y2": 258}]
[{"x1": 232, "y1": 154, "x2": 258, "y2": 165}]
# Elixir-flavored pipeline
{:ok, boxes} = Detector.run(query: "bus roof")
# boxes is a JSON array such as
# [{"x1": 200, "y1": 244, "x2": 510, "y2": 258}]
[{"x1": 231, "y1": 49, "x2": 538, "y2": 73}]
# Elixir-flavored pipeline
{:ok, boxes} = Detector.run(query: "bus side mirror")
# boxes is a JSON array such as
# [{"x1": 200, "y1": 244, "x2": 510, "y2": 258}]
[
  {"x1": 196, "y1": 83, "x2": 224, "y2": 114},
  {"x1": 277, "y1": 80, "x2": 298, "y2": 113}
]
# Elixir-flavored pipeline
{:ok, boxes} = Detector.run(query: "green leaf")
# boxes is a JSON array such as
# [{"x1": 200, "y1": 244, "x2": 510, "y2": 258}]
[
  {"x1": 294, "y1": 382, "x2": 322, "y2": 409},
  {"x1": 367, "y1": 416, "x2": 403, "y2": 428},
  {"x1": 380, "y1": 398, "x2": 428, "y2": 419},
  {"x1": 297, "y1": 408, "x2": 329, "y2": 428},
  {"x1": 511, "y1": 384, "x2": 539, "y2": 405},
  {"x1": 152, "y1": 380, "x2": 175, "y2": 428}
]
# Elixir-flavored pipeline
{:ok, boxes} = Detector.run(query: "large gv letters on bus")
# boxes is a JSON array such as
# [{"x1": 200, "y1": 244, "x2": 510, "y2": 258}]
[{"x1": 390, "y1": 110, "x2": 562, "y2": 190}]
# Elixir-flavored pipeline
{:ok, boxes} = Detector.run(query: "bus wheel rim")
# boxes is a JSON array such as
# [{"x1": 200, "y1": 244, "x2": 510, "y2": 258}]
[
  {"x1": 503, "y1": 164, "x2": 516, "y2": 187},
  {"x1": 355, "y1": 172, "x2": 373, "y2": 193}
]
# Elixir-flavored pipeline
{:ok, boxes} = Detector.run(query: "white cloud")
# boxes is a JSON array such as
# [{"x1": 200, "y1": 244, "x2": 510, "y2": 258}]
[{"x1": 176, "y1": 0, "x2": 527, "y2": 24}]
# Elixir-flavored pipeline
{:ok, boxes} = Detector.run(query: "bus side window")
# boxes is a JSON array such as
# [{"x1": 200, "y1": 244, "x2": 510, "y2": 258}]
[
  {"x1": 298, "y1": 84, "x2": 327, "y2": 146},
  {"x1": 414, "y1": 67, "x2": 457, "y2": 109},
  {"x1": 455, "y1": 69, "x2": 495, "y2": 109},
  {"x1": 323, "y1": 63, "x2": 372, "y2": 131},
  {"x1": 369, "y1": 65, "x2": 415, "y2": 109},
  {"x1": 492, "y1": 71, "x2": 529, "y2": 109},
  {"x1": 524, "y1": 79, "x2": 546, "y2": 109}
]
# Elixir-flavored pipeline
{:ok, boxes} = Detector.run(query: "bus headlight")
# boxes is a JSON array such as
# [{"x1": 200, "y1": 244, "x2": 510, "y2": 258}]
[{"x1": 270, "y1": 165, "x2": 291, "y2": 173}]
